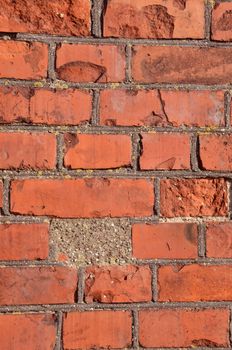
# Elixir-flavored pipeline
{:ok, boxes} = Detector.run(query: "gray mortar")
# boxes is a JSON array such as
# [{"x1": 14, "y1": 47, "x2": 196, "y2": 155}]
[{"x1": 50, "y1": 218, "x2": 134, "y2": 266}]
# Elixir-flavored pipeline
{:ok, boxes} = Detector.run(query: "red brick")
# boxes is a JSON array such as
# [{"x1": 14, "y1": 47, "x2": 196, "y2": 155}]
[
  {"x1": 85, "y1": 265, "x2": 152, "y2": 303},
  {"x1": 0, "y1": 132, "x2": 56, "y2": 170},
  {"x1": 206, "y1": 222, "x2": 232, "y2": 258},
  {"x1": 132, "y1": 223, "x2": 198, "y2": 259},
  {"x1": 160, "y1": 178, "x2": 228, "y2": 217},
  {"x1": 158, "y1": 265, "x2": 232, "y2": 301},
  {"x1": 212, "y1": 2, "x2": 232, "y2": 41},
  {"x1": 63, "y1": 311, "x2": 132, "y2": 349},
  {"x1": 64, "y1": 134, "x2": 132, "y2": 169},
  {"x1": 0, "y1": 313, "x2": 57, "y2": 350},
  {"x1": 140, "y1": 133, "x2": 191, "y2": 170},
  {"x1": 10, "y1": 178, "x2": 154, "y2": 218},
  {"x1": 0, "y1": 0, "x2": 91, "y2": 36},
  {"x1": 139, "y1": 309, "x2": 230, "y2": 348},
  {"x1": 199, "y1": 134, "x2": 232, "y2": 171},
  {"x1": 104, "y1": 0, "x2": 205, "y2": 39},
  {"x1": 132, "y1": 46, "x2": 232, "y2": 84},
  {"x1": 0, "y1": 41, "x2": 48, "y2": 80},
  {"x1": 0, "y1": 87, "x2": 29, "y2": 123},
  {"x1": 56, "y1": 44, "x2": 126, "y2": 82},
  {"x1": 30, "y1": 89, "x2": 92, "y2": 125},
  {"x1": 0, "y1": 266, "x2": 77, "y2": 305},
  {"x1": 0, "y1": 87, "x2": 92, "y2": 125},
  {"x1": 100, "y1": 89, "x2": 224, "y2": 127},
  {"x1": 0, "y1": 223, "x2": 48, "y2": 260}
]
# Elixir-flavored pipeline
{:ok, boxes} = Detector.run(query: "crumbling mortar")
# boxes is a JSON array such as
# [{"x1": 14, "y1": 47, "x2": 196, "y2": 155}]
[
  {"x1": 91, "y1": 89, "x2": 100, "y2": 125},
  {"x1": 190, "y1": 134, "x2": 200, "y2": 172},
  {"x1": 54, "y1": 311, "x2": 63, "y2": 350},
  {"x1": 225, "y1": 91, "x2": 232, "y2": 127},
  {"x1": 132, "y1": 309, "x2": 139, "y2": 349},
  {"x1": 198, "y1": 223, "x2": 207, "y2": 258}
]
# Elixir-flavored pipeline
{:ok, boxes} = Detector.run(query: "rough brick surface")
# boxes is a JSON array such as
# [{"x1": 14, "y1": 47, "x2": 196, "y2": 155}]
[
  {"x1": 63, "y1": 311, "x2": 132, "y2": 349},
  {"x1": 1, "y1": 1, "x2": 232, "y2": 347},
  {"x1": 199, "y1": 134, "x2": 232, "y2": 171},
  {"x1": 0, "y1": 87, "x2": 92, "y2": 125},
  {"x1": 104, "y1": 0, "x2": 205, "y2": 39},
  {"x1": 212, "y1": 2, "x2": 232, "y2": 41},
  {"x1": 0, "y1": 223, "x2": 49, "y2": 260},
  {"x1": 139, "y1": 309, "x2": 230, "y2": 348},
  {"x1": 0, "y1": 266, "x2": 77, "y2": 305},
  {"x1": 0, "y1": 132, "x2": 56, "y2": 169},
  {"x1": 100, "y1": 89, "x2": 224, "y2": 127},
  {"x1": 64, "y1": 134, "x2": 132, "y2": 169},
  {"x1": 0, "y1": 0, "x2": 91, "y2": 36},
  {"x1": 140, "y1": 133, "x2": 191, "y2": 170},
  {"x1": 160, "y1": 178, "x2": 228, "y2": 217},
  {"x1": 56, "y1": 44, "x2": 126, "y2": 82},
  {"x1": 0, "y1": 41, "x2": 48, "y2": 80},
  {"x1": 0, "y1": 314, "x2": 57, "y2": 350},
  {"x1": 10, "y1": 179, "x2": 154, "y2": 218},
  {"x1": 158, "y1": 265, "x2": 232, "y2": 301},
  {"x1": 132, "y1": 223, "x2": 198, "y2": 259},
  {"x1": 206, "y1": 222, "x2": 232, "y2": 258},
  {"x1": 132, "y1": 46, "x2": 232, "y2": 84},
  {"x1": 30, "y1": 89, "x2": 92, "y2": 125},
  {"x1": 85, "y1": 265, "x2": 152, "y2": 303}
]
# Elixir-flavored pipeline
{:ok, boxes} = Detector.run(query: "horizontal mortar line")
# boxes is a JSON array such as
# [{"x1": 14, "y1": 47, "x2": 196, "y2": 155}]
[
  {"x1": 0, "y1": 125, "x2": 231, "y2": 134},
  {"x1": 0, "y1": 216, "x2": 49, "y2": 223},
  {"x1": 131, "y1": 216, "x2": 231, "y2": 224},
  {"x1": 0, "y1": 258, "x2": 232, "y2": 267},
  {"x1": 134, "y1": 258, "x2": 232, "y2": 265},
  {"x1": 0, "y1": 301, "x2": 232, "y2": 313},
  {"x1": 1, "y1": 170, "x2": 232, "y2": 178},
  {"x1": 1, "y1": 79, "x2": 232, "y2": 91},
  {"x1": 0, "y1": 260, "x2": 65, "y2": 267},
  {"x1": 6, "y1": 34, "x2": 232, "y2": 47},
  {"x1": 0, "y1": 215, "x2": 230, "y2": 224},
  {"x1": 137, "y1": 348, "x2": 232, "y2": 350}
]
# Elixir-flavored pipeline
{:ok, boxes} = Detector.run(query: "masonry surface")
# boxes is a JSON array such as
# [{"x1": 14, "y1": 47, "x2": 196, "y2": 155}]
[{"x1": 1, "y1": 0, "x2": 232, "y2": 349}]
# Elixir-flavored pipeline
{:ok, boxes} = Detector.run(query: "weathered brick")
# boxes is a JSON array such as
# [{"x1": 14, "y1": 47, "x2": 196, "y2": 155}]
[
  {"x1": 132, "y1": 46, "x2": 232, "y2": 84},
  {"x1": 0, "y1": 41, "x2": 48, "y2": 79},
  {"x1": 56, "y1": 44, "x2": 126, "y2": 82},
  {"x1": 0, "y1": 87, "x2": 92, "y2": 125},
  {"x1": 30, "y1": 89, "x2": 92, "y2": 125},
  {"x1": 132, "y1": 223, "x2": 198, "y2": 259},
  {"x1": 64, "y1": 134, "x2": 132, "y2": 169},
  {"x1": 199, "y1": 134, "x2": 232, "y2": 171},
  {"x1": 85, "y1": 265, "x2": 152, "y2": 303},
  {"x1": 100, "y1": 89, "x2": 224, "y2": 127},
  {"x1": 0, "y1": 0, "x2": 91, "y2": 36},
  {"x1": 139, "y1": 309, "x2": 230, "y2": 348},
  {"x1": 140, "y1": 133, "x2": 191, "y2": 170},
  {"x1": 0, "y1": 132, "x2": 56, "y2": 169},
  {"x1": 63, "y1": 311, "x2": 132, "y2": 349},
  {"x1": 10, "y1": 179, "x2": 154, "y2": 218},
  {"x1": 206, "y1": 222, "x2": 232, "y2": 258},
  {"x1": 0, "y1": 266, "x2": 77, "y2": 305},
  {"x1": 0, "y1": 313, "x2": 57, "y2": 350},
  {"x1": 104, "y1": 0, "x2": 205, "y2": 39},
  {"x1": 0, "y1": 223, "x2": 49, "y2": 260},
  {"x1": 212, "y1": 2, "x2": 232, "y2": 41},
  {"x1": 158, "y1": 265, "x2": 232, "y2": 301},
  {"x1": 160, "y1": 178, "x2": 228, "y2": 217}
]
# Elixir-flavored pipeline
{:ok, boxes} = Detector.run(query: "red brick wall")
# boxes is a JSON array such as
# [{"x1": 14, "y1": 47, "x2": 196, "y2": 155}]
[{"x1": 0, "y1": 0, "x2": 232, "y2": 349}]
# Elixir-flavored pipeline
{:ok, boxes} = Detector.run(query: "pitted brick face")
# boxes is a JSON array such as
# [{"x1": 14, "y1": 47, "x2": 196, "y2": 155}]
[{"x1": 1, "y1": 1, "x2": 232, "y2": 348}]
